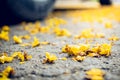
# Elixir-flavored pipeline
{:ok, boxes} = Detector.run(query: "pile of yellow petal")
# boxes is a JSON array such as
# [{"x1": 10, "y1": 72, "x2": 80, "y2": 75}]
[
  {"x1": 23, "y1": 17, "x2": 67, "y2": 35},
  {"x1": 43, "y1": 52, "x2": 57, "y2": 64},
  {"x1": 75, "y1": 28, "x2": 105, "y2": 39},
  {"x1": 13, "y1": 36, "x2": 50, "y2": 47},
  {"x1": 22, "y1": 17, "x2": 71, "y2": 37},
  {"x1": 0, "y1": 52, "x2": 32, "y2": 64},
  {"x1": 53, "y1": 27, "x2": 71, "y2": 37},
  {"x1": 12, "y1": 52, "x2": 32, "y2": 62},
  {"x1": 39, "y1": 26, "x2": 50, "y2": 33},
  {"x1": 23, "y1": 22, "x2": 51, "y2": 35},
  {"x1": 62, "y1": 44, "x2": 90, "y2": 56},
  {"x1": 108, "y1": 35, "x2": 119, "y2": 41},
  {"x1": 13, "y1": 34, "x2": 31, "y2": 44},
  {"x1": 24, "y1": 22, "x2": 40, "y2": 34},
  {"x1": 31, "y1": 37, "x2": 50, "y2": 47},
  {"x1": 45, "y1": 17, "x2": 67, "y2": 27},
  {"x1": 19, "y1": 35, "x2": 31, "y2": 40},
  {"x1": 0, "y1": 26, "x2": 10, "y2": 41},
  {"x1": 62, "y1": 43, "x2": 112, "y2": 61},
  {"x1": 62, "y1": 44, "x2": 89, "y2": 61},
  {"x1": 66, "y1": 6, "x2": 120, "y2": 23},
  {"x1": 97, "y1": 43, "x2": 112, "y2": 56},
  {"x1": 105, "y1": 22, "x2": 113, "y2": 29},
  {"x1": 85, "y1": 68, "x2": 105, "y2": 80},
  {"x1": 0, "y1": 66, "x2": 15, "y2": 80},
  {"x1": 0, "y1": 53, "x2": 13, "y2": 63}
]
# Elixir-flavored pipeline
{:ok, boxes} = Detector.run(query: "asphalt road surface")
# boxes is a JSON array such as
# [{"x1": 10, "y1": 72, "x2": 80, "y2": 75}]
[{"x1": 0, "y1": 8, "x2": 120, "y2": 80}]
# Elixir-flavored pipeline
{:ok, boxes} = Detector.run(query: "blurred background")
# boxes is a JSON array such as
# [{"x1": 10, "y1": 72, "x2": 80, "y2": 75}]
[{"x1": 0, "y1": 0, "x2": 120, "y2": 26}]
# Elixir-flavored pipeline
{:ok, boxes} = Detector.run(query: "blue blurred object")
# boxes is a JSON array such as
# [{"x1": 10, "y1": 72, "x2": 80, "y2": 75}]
[{"x1": 7, "y1": 0, "x2": 55, "y2": 20}]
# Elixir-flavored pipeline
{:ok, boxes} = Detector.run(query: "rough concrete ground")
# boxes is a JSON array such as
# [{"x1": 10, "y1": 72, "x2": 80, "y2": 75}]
[{"x1": 0, "y1": 12, "x2": 120, "y2": 80}]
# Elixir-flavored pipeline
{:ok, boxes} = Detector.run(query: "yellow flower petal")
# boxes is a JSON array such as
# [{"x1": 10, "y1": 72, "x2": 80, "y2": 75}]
[
  {"x1": 2, "y1": 25, "x2": 10, "y2": 31},
  {"x1": 32, "y1": 37, "x2": 40, "y2": 47},
  {"x1": 44, "y1": 52, "x2": 57, "y2": 63},
  {"x1": 13, "y1": 35, "x2": 22, "y2": 44},
  {"x1": 0, "y1": 31, "x2": 9, "y2": 41}
]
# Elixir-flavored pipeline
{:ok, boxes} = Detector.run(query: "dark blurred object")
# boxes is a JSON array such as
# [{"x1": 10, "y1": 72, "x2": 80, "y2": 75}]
[
  {"x1": 0, "y1": 0, "x2": 22, "y2": 26},
  {"x1": 7, "y1": 0, "x2": 55, "y2": 20},
  {"x1": 100, "y1": 0, "x2": 112, "y2": 5},
  {"x1": 0, "y1": 0, "x2": 55, "y2": 26}
]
